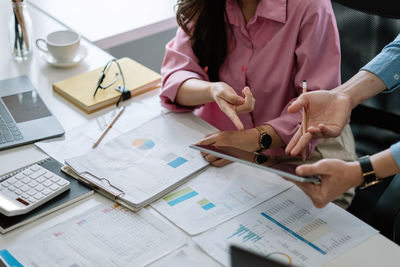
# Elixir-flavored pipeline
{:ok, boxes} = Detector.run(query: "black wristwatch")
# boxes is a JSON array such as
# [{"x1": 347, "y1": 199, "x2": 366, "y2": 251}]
[
  {"x1": 253, "y1": 153, "x2": 269, "y2": 165},
  {"x1": 255, "y1": 126, "x2": 272, "y2": 152},
  {"x1": 358, "y1": 155, "x2": 380, "y2": 189}
]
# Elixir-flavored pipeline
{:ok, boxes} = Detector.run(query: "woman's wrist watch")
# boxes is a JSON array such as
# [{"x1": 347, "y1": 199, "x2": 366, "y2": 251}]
[
  {"x1": 255, "y1": 126, "x2": 272, "y2": 153},
  {"x1": 358, "y1": 155, "x2": 381, "y2": 189}
]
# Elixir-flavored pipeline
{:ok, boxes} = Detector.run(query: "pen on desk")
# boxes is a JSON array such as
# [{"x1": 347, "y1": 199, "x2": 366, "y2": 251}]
[
  {"x1": 301, "y1": 80, "x2": 307, "y2": 163},
  {"x1": 92, "y1": 106, "x2": 125, "y2": 148}
]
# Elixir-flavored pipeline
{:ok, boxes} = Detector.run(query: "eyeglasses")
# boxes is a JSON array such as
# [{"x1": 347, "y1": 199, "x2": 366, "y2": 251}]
[{"x1": 93, "y1": 59, "x2": 128, "y2": 106}]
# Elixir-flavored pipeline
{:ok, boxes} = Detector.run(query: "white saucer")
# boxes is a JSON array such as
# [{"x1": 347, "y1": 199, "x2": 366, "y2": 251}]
[{"x1": 40, "y1": 45, "x2": 88, "y2": 67}]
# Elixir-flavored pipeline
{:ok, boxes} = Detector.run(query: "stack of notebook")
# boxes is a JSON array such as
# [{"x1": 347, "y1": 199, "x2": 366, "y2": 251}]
[{"x1": 53, "y1": 57, "x2": 161, "y2": 113}]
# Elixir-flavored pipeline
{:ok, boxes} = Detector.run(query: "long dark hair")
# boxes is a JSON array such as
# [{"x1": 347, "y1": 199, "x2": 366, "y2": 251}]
[{"x1": 176, "y1": 0, "x2": 229, "y2": 82}]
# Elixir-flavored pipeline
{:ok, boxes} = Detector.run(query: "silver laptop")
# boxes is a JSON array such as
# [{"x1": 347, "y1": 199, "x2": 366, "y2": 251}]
[{"x1": 0, "y1": 76, "x2": 64, "y2": 150}]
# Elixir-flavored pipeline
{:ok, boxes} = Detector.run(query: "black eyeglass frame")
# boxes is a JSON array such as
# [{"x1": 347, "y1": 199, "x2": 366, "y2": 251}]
[{"x1": 93, "y1": 59, "x2": 128, "y2": 106}]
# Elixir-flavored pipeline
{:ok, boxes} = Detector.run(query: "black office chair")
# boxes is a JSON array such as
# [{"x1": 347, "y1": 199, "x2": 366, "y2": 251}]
[{"x1": 331, "y1": 0, "x2": 400, "y2": 244}]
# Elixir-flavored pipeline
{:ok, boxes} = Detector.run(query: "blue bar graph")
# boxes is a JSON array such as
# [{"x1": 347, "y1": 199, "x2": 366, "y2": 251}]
[
  {"x1": 168, "y1": 157, "x2": 188, "y2": 168},
  {"x1": 167, "y1": 190, "x2": 198, "y2": 206},
  {"x1": 228, "y1": 224, "x2": 262, "y2": 243},
  {"x1": 202, "y1": 202, "x2": 216, "y2": 210}
]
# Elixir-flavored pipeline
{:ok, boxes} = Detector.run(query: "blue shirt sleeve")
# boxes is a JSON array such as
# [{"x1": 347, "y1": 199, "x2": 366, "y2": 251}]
[
  {"x1": 361, "y1": 34, "x2": 400, "y2": 93},
  {"x1": 390, "y1": 142, "x2": 400, "y2": 169}
]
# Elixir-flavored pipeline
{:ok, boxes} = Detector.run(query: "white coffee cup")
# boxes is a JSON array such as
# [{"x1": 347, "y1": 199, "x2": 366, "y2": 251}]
[{"x1": 36, "y1": 30, "x2": 81, "y2": 62}]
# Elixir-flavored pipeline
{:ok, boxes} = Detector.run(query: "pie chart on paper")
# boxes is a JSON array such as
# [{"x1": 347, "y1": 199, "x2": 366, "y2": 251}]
[{"x1": 132, "y1": 138, "x2": 155, "y2": 150}]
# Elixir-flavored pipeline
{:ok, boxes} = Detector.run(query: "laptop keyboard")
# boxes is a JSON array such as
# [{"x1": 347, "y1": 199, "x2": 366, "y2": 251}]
[{"x1": 0, "y1": 102, "x2": 23, "y2": 144}]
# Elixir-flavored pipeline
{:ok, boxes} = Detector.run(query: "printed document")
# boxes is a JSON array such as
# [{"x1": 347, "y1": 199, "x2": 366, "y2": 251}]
[
  {"x1": 4, "y1": 204, "x2": 186, "y2": 267},
  {"x1": 65, "y1": 113, "x2": 217, "y2": 207},
  {"x1": 193, "y1": 187, "x2": 378, "y2": 266},
  {"x1": 35, "y1": 101, "x2": 163, "y2": 163},
  {"x1": 152, "y1": 162, "x2": 292, "y2": 235}
]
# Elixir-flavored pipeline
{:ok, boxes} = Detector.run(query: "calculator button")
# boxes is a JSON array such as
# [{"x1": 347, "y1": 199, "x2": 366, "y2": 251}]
[
  {"x1": 35, "y1": 184, "x2": 45, "y2": 191},
  {"x1": 58, "y1": 180, "x2": 68, "y2": 186},
  {"x1": 43, "y1": 180, "x2": 52, "y2": 187},
  {"x1": 15, "y1": 173, "x2": 25, "y2": 180},
  {"x1": 42, "y1": 188, "x2": 52, "y2": 196},
  {"x1": 28, "y1": 180, "x2": 38, "y2": 188},
  {"x1": 1, "y1": 183, "x2": 7, "y2": 188},
  {"x1": 7, "y1": 177, "x2": 17, "y2": 184},
  {"x1": 8, "y1": 185, "x2": 16, "y2": 192},
  {"x1": 14, "y1": 181, "x2": 23, "y2": 188},
  {"x1": 34, "y1": 193, "x2": 44, "y2": 200},
  {"x1": 21, "y1": 193, "x2": 29, "y2": 199},
  {"x1": 28, "y1": 197, "x2": 36, "y2": 203},
  {"x1": 27, "y1": 189, "x2": 37, "y2": 196},
  {"x1": 20, "y1": 185, "x2": 30, "y2": 192},
  {"x1": 36, "y1": 176, "x2": 46, "y2": 183},
  {"x1": 49, "y1": 184, "x2": 60, "y2": 191},
  {"x1": 22, "y1": 177, "x2": 32, "y2": 184},
  {"x1": 30, "y1": 165, "x2": 40, "y2": 172},
  {"x1": 30, "y1": 170, "x2": 46, "y2": 180},
  {"x1": 50, "y1": 176, "x2": 60, "y2": 183},
  {"x1": 43, "y1": 173, "x2": 54, "y2": 179},
  {"x1": 14, "y1": 189, "x2": 22, "y2": 195},
  {"x1": 22, "y1": 169, "x2": 32, "y2": 176}
]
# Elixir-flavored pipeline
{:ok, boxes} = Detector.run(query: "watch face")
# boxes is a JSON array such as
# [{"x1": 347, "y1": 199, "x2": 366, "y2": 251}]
[
  {"x1": 255, "y1": 153, "x2": 269, "y2": 164},
  {"x1": 260, "y1": 133, "x2": 272, "y2": 149}
]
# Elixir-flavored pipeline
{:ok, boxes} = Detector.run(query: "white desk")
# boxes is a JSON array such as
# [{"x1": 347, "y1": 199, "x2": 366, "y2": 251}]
[
  {"x1": 0, "y1": 2, "x2": 399, "y2": 266},
  {"x1": 28, "y1": 0, "x2": 178, "y2": 50}
]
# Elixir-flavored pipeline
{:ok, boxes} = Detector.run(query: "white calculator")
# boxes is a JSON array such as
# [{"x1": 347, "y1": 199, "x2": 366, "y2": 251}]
[{"x1": 0, "y1": 164, "x2": 70, "y2": 216}]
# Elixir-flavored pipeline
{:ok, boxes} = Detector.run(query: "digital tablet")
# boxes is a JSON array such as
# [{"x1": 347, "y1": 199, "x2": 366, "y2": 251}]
[{"x1": 190, "y1": 144, "x2": 320, "y2": 184}]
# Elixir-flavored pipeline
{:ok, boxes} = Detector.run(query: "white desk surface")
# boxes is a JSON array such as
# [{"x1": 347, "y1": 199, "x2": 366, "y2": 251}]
[
  {"x1": 28, "y1": 0, "x2": 178, "y2": 50},
  {"x1": 1, "y1": 2, "x2": 400, "y2": 266}
]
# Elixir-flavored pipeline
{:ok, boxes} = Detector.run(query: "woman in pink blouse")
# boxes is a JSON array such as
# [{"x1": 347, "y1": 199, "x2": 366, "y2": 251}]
[{"x1": 160, "y1": 0, "x2": 356, "y2": 207}]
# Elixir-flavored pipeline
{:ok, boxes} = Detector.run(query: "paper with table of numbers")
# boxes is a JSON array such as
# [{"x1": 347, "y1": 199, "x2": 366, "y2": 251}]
[
  {"x1": 4, "y1": 204, "x2": 186, "y2": 267},
  {"x1": 193, "y1": 187, "x2": 378, "y2": 266}
]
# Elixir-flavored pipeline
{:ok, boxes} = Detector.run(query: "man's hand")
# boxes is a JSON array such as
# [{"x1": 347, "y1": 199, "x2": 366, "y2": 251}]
[
  {"x1": 285, "y1": 90, "x2": 352, "y2": 157},
  {"x1": 210, "y1": 83, "x2": 255, "y2": 130},
  {"x1": 293, "y1": 159, "x2": 363, "y2": 208}
]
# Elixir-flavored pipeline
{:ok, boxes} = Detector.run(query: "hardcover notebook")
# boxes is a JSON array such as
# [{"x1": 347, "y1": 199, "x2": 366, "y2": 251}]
[
  {"x1": 0, "y1": 157, "x2": 93, "y2": 234},
  {"x1": 64, "y1": 113, "x2": 217, "y2": 211},
  {"x1": 53, "y1": 57, "x2": 161, "y2": 113}
]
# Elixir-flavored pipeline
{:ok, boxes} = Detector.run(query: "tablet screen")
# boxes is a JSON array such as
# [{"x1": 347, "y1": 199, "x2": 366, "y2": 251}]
[{"x1": 190, "y1": 144, "x2": 320, "y2": 184}]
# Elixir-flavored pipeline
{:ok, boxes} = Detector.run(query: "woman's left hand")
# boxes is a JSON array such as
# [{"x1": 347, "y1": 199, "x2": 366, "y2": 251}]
[{"x1": 198, "y1": 129, "x2": 260, "y2": 166}]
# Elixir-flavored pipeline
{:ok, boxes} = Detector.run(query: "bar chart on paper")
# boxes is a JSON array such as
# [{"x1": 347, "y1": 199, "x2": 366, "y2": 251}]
[
  {"x1": 152, "y1": 163, "x2": 292, "y2": 235},
  {"x1": 164, "y1": 187, "x2": 199, "y2": 206},
  {"x1": 161, "y1": 152, "x2": 188, "y2": 168},
  {"x1": 132, "y1": 138, "x2": 188, "y2": 169},
  {"x1": 193, "y1": 187, "x2": 378, "y2": 266},
  {"x1": 64, "y1": 113, "x2": 214, "y2": 205},
  {"x1": 228, "y1": 224, "x2": 262, "y2": 243}
]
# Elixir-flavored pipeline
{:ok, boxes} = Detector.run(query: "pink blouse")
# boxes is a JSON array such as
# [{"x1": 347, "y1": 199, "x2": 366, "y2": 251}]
[{"x1": 160, "y1": 0, "x2": 341, "y2": 155}]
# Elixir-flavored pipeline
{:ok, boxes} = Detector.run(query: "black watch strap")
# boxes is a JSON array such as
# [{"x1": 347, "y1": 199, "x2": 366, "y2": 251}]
[{"x1": 358, "y1": 156, "x2": 380, "y2": 189}]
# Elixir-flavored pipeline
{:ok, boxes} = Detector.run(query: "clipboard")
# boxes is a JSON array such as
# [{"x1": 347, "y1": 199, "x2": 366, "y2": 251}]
[
  {"x1": 61, "y1": 164, "x2": 209, "y2": 212},
  {"x1": 62, "y1": 113, "x2": 218, "y2": 211},
  {"x1": 61, "y1": 165, "x2": 134, "y2": 211}
]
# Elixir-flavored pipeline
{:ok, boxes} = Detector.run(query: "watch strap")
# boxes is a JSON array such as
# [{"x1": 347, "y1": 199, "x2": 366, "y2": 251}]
[{"x1": 358, "y1": 155, "x2": 380, "y2": 189}]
